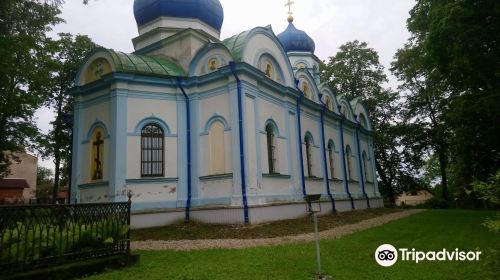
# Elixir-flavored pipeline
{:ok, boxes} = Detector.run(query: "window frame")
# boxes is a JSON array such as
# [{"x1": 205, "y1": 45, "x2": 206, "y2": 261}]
[{"x1": 140, "y1": 124, "x2": 165, "y2": 178}]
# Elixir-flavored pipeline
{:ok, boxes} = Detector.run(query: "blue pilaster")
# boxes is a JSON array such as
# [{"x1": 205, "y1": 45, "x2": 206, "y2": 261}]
[
  {"x1": 109, "y1": 89, "x2": 128, "y2": 202},
  {"x1": 355, "y1": 122, "x2": 370, "y2": 208},
  {"x1": 339, "y1": 114, "x2": 354, "y2": 209},
  {"x1": 71, "y1": 100, "x2": 84, "y2": 203}
]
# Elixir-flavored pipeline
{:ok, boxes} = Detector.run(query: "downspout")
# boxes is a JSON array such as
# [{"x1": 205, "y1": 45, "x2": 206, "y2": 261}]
[
  {"x1": 176, "y1": 77, "x2": 192, "y2": 222},
  {"x1": 355, "y1": 118, "x2": 370, "y2": 208},
  {"x1": 338, "y1": 109, "x2": 354, "y2": 209},
  {"x1": 229, "y1": 62, "x2": 249, "y2": 225},
  {"x1": 319, "y1": 100, "x2": 336, "y2": 212},
  {"x1": 295, "y1": 81, "x2": 307, "y2": 198}
]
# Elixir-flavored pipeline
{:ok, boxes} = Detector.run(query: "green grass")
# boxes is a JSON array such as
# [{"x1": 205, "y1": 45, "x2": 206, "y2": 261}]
[
  {"x1": 86, "y1": 210, "x2": 500, "y2": 280},
  {"x1": 131, "y1": 208, "x2": 401, "y2": 241}
]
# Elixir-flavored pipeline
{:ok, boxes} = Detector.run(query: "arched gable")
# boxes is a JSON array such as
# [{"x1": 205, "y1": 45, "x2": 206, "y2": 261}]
[
  {"x1": 351, "y1": 98, "x2": 373, "y2": 131},
  {"x1": 318, "y1": 83, "x2": 339, "y2": 113},
  {"x1": 223, "y1": 26, "x2": 295, "y2": 87},
  {"x1": 337, "y1": 95, "x2": 355, "y2": 122},
  {"x1": 295, "y1": 68, "x2": 320, "y2": 103},
  {"x1": 76, "y1": 48, "x2": 185, "y2": 86},
  {"x1": 189, "y1": 43, "x2": 234, "y2": 77}
]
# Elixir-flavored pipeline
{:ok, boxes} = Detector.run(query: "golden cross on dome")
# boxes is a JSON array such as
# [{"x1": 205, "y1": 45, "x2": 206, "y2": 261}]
[{"x1": 285, "y1": 0, "x2": 295, "y2": 22}]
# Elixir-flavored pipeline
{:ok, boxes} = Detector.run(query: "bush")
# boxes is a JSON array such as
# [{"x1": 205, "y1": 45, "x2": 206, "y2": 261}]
[{"x1": 418, "y1": 197, "x2": 449, "y2": 209}]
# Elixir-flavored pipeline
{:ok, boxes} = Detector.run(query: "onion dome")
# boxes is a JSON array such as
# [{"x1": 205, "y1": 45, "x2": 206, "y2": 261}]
[
  {"x1": 133, "y1": 0, "x2": 224, "y2": 31},
  {"x1": 277, "y1": 18, "x2": 316, "y2": 53}
]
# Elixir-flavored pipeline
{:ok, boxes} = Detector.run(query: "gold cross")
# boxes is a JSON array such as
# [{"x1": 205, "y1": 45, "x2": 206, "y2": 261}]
[{"x1": 285, "y1": 0, "x2": 295, "y2": 17}]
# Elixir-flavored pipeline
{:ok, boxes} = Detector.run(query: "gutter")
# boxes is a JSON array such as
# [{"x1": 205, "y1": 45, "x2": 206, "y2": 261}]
[
  {"x1": 176, "y1": 77, "x2": 192, "y2": 222},
  {"x1": 318, "y1": 98, "x2": 336, "y2": 212},
  {"x1": 355, "y1": 119, "x2": 370, "y2": 208},
  {"x1": 229, "y1": 62, "x2": 249, "y2": 225},
  {"x1": 338, "y1": 109, "x2": 354, "y2": 209}
]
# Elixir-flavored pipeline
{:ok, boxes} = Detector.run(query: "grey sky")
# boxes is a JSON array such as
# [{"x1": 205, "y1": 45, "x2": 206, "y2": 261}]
[{"x1": 36, "y1": 0, "x2": 415, "y2": 169}]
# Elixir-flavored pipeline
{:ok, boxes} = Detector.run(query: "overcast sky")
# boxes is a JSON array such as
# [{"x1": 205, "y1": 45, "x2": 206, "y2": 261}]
[{"x1": 36, "y1": 0, "x2": 416, "y2": 170}]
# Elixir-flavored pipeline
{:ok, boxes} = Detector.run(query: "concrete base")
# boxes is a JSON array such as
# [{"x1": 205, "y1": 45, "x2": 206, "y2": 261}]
[{"x1": 130, "y1": 197, "x2": 384, "y2": 229}]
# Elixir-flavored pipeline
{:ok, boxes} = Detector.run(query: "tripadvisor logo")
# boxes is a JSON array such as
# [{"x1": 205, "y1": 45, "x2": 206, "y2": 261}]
[{"x1": 374, "y1": 244, "x2": 482, "y2": 267}]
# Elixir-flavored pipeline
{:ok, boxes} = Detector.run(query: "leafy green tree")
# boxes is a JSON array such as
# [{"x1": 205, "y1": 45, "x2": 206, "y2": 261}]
[
  {"x1": 399, "y1": 0, "x2": 500, "y2": 197},
  {"x1": 36, "y1": 166, "x2": 54, "y2": 200},
  {"x1": 0, "y1": 0, "x2": 62, "y2": 178},
  {"x1": 321, "y1": 41, "x2": 422, "y2": 205},
  {"x1": 42, "y1": 33, "x2": 97, "y2": 202},
  {"x1": 392, "y1": 44, "x2": 451, "y2": 199}
]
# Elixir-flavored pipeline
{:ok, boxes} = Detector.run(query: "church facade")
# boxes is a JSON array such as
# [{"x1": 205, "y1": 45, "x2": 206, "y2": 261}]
[{"x1": 71, "y1": 0, "x2": 382, "y2": 228}]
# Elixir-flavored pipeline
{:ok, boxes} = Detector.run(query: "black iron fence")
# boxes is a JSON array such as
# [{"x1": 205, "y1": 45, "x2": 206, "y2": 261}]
[{"x1": 0, "y1": 198, "x2": 131, "y2": 274}]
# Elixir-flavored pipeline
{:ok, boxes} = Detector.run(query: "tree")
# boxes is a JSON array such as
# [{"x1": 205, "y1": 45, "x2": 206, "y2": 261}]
[
  {"x1": 36, "y1": 166, "x2": 54, "y2": 200},
  {"x1": 321, "y1": 41, "x2": 422, "y2": 205},
  {"x1": 0, "y1": 0, "x2": 62, "y2": 178},
  {"x1": 399, "y1": 0, "x2": 500, "y2": 198},
  {"x1": 392, "y1": 44, "x2": 452, "y2": 199},
  {"x1": 321, "y1": 40, "x2": 387, "y2": 102},
  {"x1": 42, "y1": 33, "x2": 97, "y2": 202}
]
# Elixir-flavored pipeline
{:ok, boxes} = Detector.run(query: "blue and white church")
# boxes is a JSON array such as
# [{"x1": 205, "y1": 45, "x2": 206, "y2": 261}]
[{"x1": 72, "y1": 0, "x2": 382, "y2": 228}]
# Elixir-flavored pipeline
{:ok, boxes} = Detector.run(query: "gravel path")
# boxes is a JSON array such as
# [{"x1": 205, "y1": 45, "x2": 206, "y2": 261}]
[{"x1": 132, "y1": 209, "x2": 425, "y2": 251}]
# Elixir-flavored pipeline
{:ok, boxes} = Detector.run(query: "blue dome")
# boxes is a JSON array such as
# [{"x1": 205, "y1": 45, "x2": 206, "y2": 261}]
[
  {"x1": 277, "y1": 23, "x2": 316, "y2": 53},
  {"x1": 133, "y1": 0, "x2": 224, "y2": 31}
]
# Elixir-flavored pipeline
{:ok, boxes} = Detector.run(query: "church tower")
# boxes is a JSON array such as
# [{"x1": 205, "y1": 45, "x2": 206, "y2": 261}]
[
  {"x1": 132, "y1": 0, "x2": 224, "y2": 72},
  {"x1": 277, "y1": 8, "x2": 321, "y2": 84}
]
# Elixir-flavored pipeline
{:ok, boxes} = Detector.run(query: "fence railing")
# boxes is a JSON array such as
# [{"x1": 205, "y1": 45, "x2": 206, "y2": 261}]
[{"x1": 0, "y1": 197, "x2": 131, "y2": 274}]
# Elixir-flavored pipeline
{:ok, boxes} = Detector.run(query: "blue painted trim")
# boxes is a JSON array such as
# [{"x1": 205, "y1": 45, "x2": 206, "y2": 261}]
[
  {"x1": 263, "y1": 118, "x2": 281, "y2": 137},
  {"x1": 203, "y1": 114, "x2": 231, "y2": 133},
  {"x1": 304, "y1": 131, "x2": 314, "y2": 145},
  {"x1": 355, "y1": 121, "x2": 370, "y2": 208},
  {"x1": 320, "y1": 106, "x2": 336, "y2": 212},
  {"x1": 230, "y1": 62, "x2": 249, "y2": 225},
  {"x1": 188, "y1": 43, "x2": 233, "y2": 76},
  {"x1": 339, "y1": 111, "x2": 355, "y2": 210},
  {"x1": 177, "y1": 77, "x2": 192, "y2": 222},
  {"x1": 84, "y1": 120, "x2": 110, "y2": 143},
  {"x1": 283, "y1": 104, "x2": 293, "y2": 176},
  {"x1": 133, "y1": 116, "x2": 172, "y2": 134},
  {"x1": 254, "y1": 95, "x2": 263, "y2": 182},
  {"x1": 126, "y1": 178, "x2": 179, "y2": 184},
  {"x1": 78, "y1": 181, "x2": 109, "y2": 190}
]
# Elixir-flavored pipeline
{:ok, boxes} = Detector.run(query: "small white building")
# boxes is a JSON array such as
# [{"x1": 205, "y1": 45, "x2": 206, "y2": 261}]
[
  {"x1": 71, "y1": 0, "x2": 382, "y2": 228},
  {"x1": 396, "y1": 190, "x2": 434, "y2": 206}
]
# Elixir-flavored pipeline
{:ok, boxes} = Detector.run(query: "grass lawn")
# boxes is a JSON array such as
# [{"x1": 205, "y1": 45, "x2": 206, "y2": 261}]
[
  {"x1": 86, "y1": 210, "x2": 499, "y2": 280},
  {"x1": 131, "y1": 208, "x2": 401, "y2": 240}
]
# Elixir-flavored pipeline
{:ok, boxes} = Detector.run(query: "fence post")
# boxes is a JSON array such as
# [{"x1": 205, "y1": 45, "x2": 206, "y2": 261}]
[{"x1": 127, "y1": 190, "x2": 132, "y2": 254}]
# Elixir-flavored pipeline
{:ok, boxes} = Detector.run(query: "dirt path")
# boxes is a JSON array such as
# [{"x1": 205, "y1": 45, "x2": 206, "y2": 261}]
[{"x1": 132, "y1": 209, "x2": 425, "y2": 251}]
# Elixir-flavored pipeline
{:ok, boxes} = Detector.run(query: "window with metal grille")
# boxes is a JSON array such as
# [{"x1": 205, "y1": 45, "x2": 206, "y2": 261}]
[
  {"x1": 328, "y1": 142, "x2": 334, "y2": 179},
  {"x1": 266, "y1": 123, "x2": 276, "y2": 174},
  {"x1": 305, "y1": 135, "x2": 313, "y2": 177},
  {"x1": 141, "y1": 124, "x2": 164, "y2": 177}
]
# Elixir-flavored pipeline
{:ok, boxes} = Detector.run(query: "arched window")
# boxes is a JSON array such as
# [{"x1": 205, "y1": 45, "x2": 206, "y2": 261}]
[
  {"x1": 266, "y1": 123, "x2": 277, "y2": 174},
  {"x1": 90, "y1": 128, "x2": 105, "y2": 181},
  {"x1": 209, "y1": 121, "x2": 225, "y2": 175},
  {"x1": 359, "y1": 114, "x2": 368, "y2": 129},
  {"x1": 302, "y1": 81, "x2": 312, "y2": 100},
  {"x1": 305, "y1": 134, "x2": 313, "y2": 177},
  {"x1": 362, "y1": 151, "x2": 369, "y2": 182},
  {"x1": 346, "y1": 145, "x2": 353, "y2": 180},
  {"x1": 141, "y1": 124, "x2": 164, "y2": 177},
  {"x1": 324, "y1": 95, "x2": 333, "y2": 111},
  {"x1": 328, "y1": 141, "x2": 335, "y2": 179}
]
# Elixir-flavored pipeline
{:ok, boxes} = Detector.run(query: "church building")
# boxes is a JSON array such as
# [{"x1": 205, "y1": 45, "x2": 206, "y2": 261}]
[{"x1": 71, "y1": 0, "x2": 382, "y2": 228}]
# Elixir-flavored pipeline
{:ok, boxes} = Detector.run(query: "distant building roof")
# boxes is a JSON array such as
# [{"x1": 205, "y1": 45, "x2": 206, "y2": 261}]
[{"x1": 0, "y1": 179, "x2": 30, "y2": 189}]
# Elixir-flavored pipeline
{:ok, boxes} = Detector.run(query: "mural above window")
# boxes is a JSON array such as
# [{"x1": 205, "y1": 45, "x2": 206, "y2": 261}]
[
  {"x1": 296, "y1": 62, "x2": 307, "y2": 69},
  {"x1": 263, "y1": 60, "x2": 275, "y2": 80},
  {"x1": 208, "y1": 57, "x2": 219, "y2": 71},
  {"x1": 324, "y1": 95, "x2": 334, "y2": 111},
  {"x1": 84, "y1": 58, "x2": 112, "y2": 85}
]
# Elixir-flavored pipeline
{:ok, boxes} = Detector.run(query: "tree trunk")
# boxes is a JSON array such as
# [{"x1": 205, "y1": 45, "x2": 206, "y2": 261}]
[
  {"x1": 52, "y1": 155, "x2": 60, "y2": 203},
  {"x1": 437, "y1": 146, "x2": 448, "y2": 200}
]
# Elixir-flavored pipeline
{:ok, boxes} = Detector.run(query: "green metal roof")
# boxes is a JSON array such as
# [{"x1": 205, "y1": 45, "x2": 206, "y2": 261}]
[
  {"x1": 106, "y1": 49, "x2": 185, "y2": 77},
  {"x1": 222, "y1": 29, "x2": 251, "y2": 62}
]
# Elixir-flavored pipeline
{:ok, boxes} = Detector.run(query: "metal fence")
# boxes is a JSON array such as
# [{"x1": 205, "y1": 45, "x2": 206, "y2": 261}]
[{"x1": 0, "y1": 198, "x2": 131, "y2": 274}]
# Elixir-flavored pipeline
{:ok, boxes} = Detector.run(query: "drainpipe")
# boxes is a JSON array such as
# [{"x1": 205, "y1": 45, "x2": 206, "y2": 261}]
[
  {"x1": 295, "y1": 81, "x2": 307, "y2": 198},
  {"x1": 355, "y1": 116, "x2": 370, "y2": 208},
  {"x1": 176, "y1": 77, "x2": 192, "y2": 222},
  {"x1": 338, "y1": 108, "x2": 354, "y2": 209},
  {"x1": 229, "y1": 62, "x2": 249, "y2": 225},
  {"x1": 318, "y1": 96, "x2": 336, "y2": 212}
]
